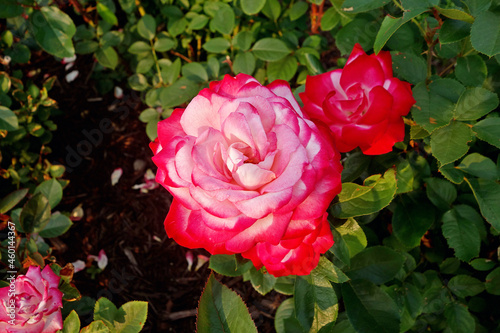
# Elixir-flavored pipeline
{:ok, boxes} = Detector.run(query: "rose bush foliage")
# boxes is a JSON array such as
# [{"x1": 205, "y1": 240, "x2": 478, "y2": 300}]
[
  {"x1": 151, "y1": 74, "x2": 342, "y2": 276},
  {"x1": 0, "y1": 266, "x2": 63, "y2": 333},
  {"x1": 300, "y1": 43, "x2": 416, "y2": 155}
]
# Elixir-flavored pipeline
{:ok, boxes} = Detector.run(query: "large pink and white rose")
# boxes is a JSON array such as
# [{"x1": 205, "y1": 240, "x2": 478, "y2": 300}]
[
  {"x1": 0, "y1": 266, "x2": 63, "y2": 333},
  {"x1": 300, "y1": 43, "x2": 416, "y2": 155},
  {"x1": 151, "y1": 74, "x2": 342, "y2": 276}
]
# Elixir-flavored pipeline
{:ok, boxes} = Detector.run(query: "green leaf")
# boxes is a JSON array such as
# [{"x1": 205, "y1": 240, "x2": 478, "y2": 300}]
[
  {"x1": 465, "y1": 177, "x2": 500, "y2": 231},
  {"x1": 0, "y1": 106, "x2": 18, "y2": 131},
  {"x1": 335, "y1": 18, "x2": 379, "y2": 55},
  {"x1": 209, "y1": 254, "x2": 253, "y2": 277},
  {"x1": 188, "y1": 14, "x2": 209, "y2": 30},
  {"x1": 453, "y1": 87, "x2": 499, "y2": 121},
  {"x1": 252, "y1": 38, "x2": 291, "y2": 62},
  {"x1": 455, "y1": 55, "x2": 487, "y2": 87},
  {"x1": 457, "y1": 153, "x2": 498, "y2": 180},
  {"x1": 158, "y1": 77, "x2": 199, "y2": 108},
  {"x1": 262, "y1": 0, "x2": 281, "y2": 21},
  {"x1": 203, "y1": 38, "x2": 231, "y2": 53},
  {"x1": 435, "y1": 7, "x2": 474, "y2": 23},
  {"x1": 168, "y1": 17, "x2": 188, "y2": 37},
  {"x1": 62, "y1": 310, "x2": 81, "y2": 333},
  {"x1": 321, "y1": 7, "x2": 340, "y2": 31},
  {"x1": 314, "y1": 257, "x2": 350, "y2": 284},
  {"x1": 243, "y1": 266, "x2": 276, "y2": 296},
  {"x1": 39, "y1": 213, "x2": 73, "y2": 238},
  {"x1": 274, "y1": 298, "x2": 296, "y2": 333},
  {"x1": 197, "y1": 273, "x2": 257, "y2": 333},
  {"x1": 128, "y1": 74, "x2": 149, "y2": 91},
  {"x1": 96, "y1": 47, "x2": 119, "y2": 70},
  {"x1": 374, "y1": 9, "x2": 425, "y2": 54},
  {"x1": 97, "y1": 2, "x2": 118, "y2": 26},
  {"x1": 336, "y1": 218, "x2": 367, "y2": 258},
  {"x1": 342, "y1": 279, "x2": 401, "y2": 333},
  {"x1": 267, "y1": 55, "x2": 298, "y2": 82},
  {"x1": 392, "y1": 196, "x2": 435, "y2": 248},
  {"x1": 341, "y1": 151, "x2": 371, "y2": 183},
  {"x1": 76, "y1": 40, "x2": 99, "y2": 54},
  {"x1": 439, "y1": 20, "x2": 471, "y2": 44},
  {"x1": 470, "y1": 11, "x2": 500, "y2": 56},
  {"x1": 241, "y1": 0, "x2": 266, "y2": 15},
  {"x1": 426, "y1": 177, "x2": 457, "y2": 210},
  {"x1": 411, "y1": 82, "x2": 455, "y2": 133},
  {"x1": 181, "y1": 62, "x2": 208, "y2": 82},
  {"x1": 290, "y1": 2, "x2": 309, "y2": 21},
  {"x1": 81, "y1": 320, "x2": 110, "y2": 333},
  {"x1": 233, "y1": 31, "x2": 254, "y2": 51},
  {"x1": 94, "y1": 297, "x2": 118, "y2": 331},
  {"x1": 392, "y1": 52, "x2": 427, "y2": 85},
  {"x1": 294, "y1": 272, "x2": 338, "y2": 332},
  {"x1": 429, "y1": 78, "x2": 465, "y2": 103},
  {"x1": 342, "y1": 0, "x2": 391, "y2": 13},
  {"x1": 442, "y1": 205, "x2": 481, "y2": 262},
  {"x1": 233, "y1": 52, "x2": 256, "y2": 75},
  {"x1": 0, "y1": 188, "x2": 28, "y2": 214},
  {"x1": 430, "y1": 121, "x2": 473, "y2": 165},
  {"x1": 448, "y1": 275, "x2": 484, "y2": 298},
  {"x1": 473, "y1": 117, "x2": 500, "y2": 148},
  {"x1": 211, "y1": 4, "x2": 235, "y2": 35},
  {"x1": 117, "y1": 0, "x2": 135, "y2": 14},
  {"x1": 34, "y1": 178, "x2": 63, "y2": 209},
  {"x1": 114, "y1": 301, "x2": 148, "y2": 333},
  {"x1": 128, "y1": 41, "x2": 151, "y2": 54},
  {"x1": 29, "y1": 6, "x2": 76, "y2": 58},
  {"x1": 444, "y1": 303, "x2": 476, "y2": 333},
  {"x1": 332, "y1": 169, "x2": 397, "y2": 218},
  {"x1": 470, "y1": 258, "x2": 496, "y2": 271},
  {"x1": 137, "y1": 14, "x2": 156, "y2": 40},
  {"x1": 346, "y1": 246, "x2": 405, "y2": 284},
  {"x1": 395, "y1": 159, "x2": 414, "y2": 194},
  {"x1": 330, "y1": 227, "x2": 351, "y2": 266},
  {"x1": 136, "y1": 58, "x2": 154, "y2": 74},
  {"x1": 485, "y1": 267, "x2": 500, "y2": 295},
  {"x1": 20, "y1": 193, "x2": 51, "y2": 234},
  {"x1": 0, "y1": 0, "x2": 23, "y2": 18}
]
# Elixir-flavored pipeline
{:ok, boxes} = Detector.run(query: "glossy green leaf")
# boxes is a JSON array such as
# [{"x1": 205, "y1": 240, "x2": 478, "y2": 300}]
[
  {"x1": 243, "y1": 266, "x2": 276, "y2": 296},
  {"x1": 0, "y1": 188, "x2": 28, "y2": 214},
  {"x1": 128, "y1": 41, "x2": 151, "y2": 54},
  {"x1": 332, "y1": 169, "x2": 397, "y2": 218},
  {"x1": 374, "y1": 9, "x2": 425, "y2": 54},
  {"x1": 392, "y1": 52, "x2": 427, "y2": 85},
  {"x1": 448, "y1": 275, "x2": 484, "y2": 298},
  {"x1": 62, "y1": 310, "x2": 81, "y2": 333},
  {"x1": 330, "y1": 227, "x2": 351, "y2": 266},
  {"x1": 211, "y1": 4, "x2": 235, "y2": 35},
  {"x1": 455, "y1": 55, "x2": 487, "y2": 87},
  {"x1": 137, "y1": 14, "x2": 156, "y2": 40},
  {"x1": 485, "y1": 267, "x2": 500, "y2": 295},
  {"x1": 274, "y1": 298, "x2": 297, "y2": 333},
  {"x1": 233, "y1": 31, "x2": 253, "y2": 51},
  {"x1": 453, "y1": 87, "x2": 499, "y2": 121},
  {"x1": 426, "y1": 177, "x2": 457, "y2": 210},
  {"x1": 439, "y1": 20, "x2": 471, "y2": 44},
  {"x1": 321, "y1": 7, "x2": 340, "y2": 31},
  {"x1": 34, "y1": 178, "x2": 63, "y2": 209},
  {"x1": 0, "y1": 0, "x2": 23, "y2": 18},
  {"x1": 341, "y1": 151, "x2": 371, "y2": 183},
  {"x1": 0, "y1": 106, "x2": 18, "y2": 131},
  {"x1": 335, "y1": 18, "x2": 379, "y2": 55},
  {"x1": 39, "y1": 213, "x2": 73, "y2": 238},
  {"x1": 444, "y1": 303, "x2": 475, "y2": 333},
  {"x1": 158, "y1": 77, "x2": 198, "y2": 108},
  {"x1": 96, "y1": 47, "x2": 119, "y2": 70},
  {"x1": 471, "y1": 11, "x2": 500, "y2": 56},
  {"x1": 181, "y1": 62, "x2": 208, "y2": 82},
  {"x1": 465, "y1": 178, "x2": 500, "y2": 230},
  {"x1": 252, "y1": 38, "x2": 291, "y2": 62},
  {"x1": 93, "y1": 297, "x2": 118, "y2": 330},
  {"x1": 290, "y1": 2, "x2": 309, "y2": 21},
  {"x1": 392, "y1": 196, "x2": 435, "y2": 248},
  {"x1": 436, "y1": 7, "x2": 474, "y2": 23},
  {"x1": 202, "y1": 38, "x2": 230, "y2": 53},
  {"x1": 262, "y1": 0, "x2": 281, "y2": 21},
  {"x1": 233, "y1": 52, "x2": 256, "y2": 75},
  {"x1": 430, "y1": 121, "x2": 473, "y2": 165},
  {"x1": 470, "y1": 258, "x2": 496, "y2": 271},
  {"x1": 29, "y1": 6, "x2": 76, "y2": 58},
  {"x1": 197, "y1": 273, "x2": 257, "y2": 333},
  {"x1": 117, "y1": 0, "x2": 135, "y2": 14},
  {"x1": 241, "y1": 0, "x2": 266, "y2": 15},
  {"x1": 294, "y1": 272, "x2": 338, "y2": 332},
  {"x1": 128, "y1": 74, "x2": 149, "y2": 91},
  {"x1": 439, "y1": 163, "x2": 465, "y2": 184},
  {"x1": 457, "y1": 153, "x2": 498, "y2": 180},
  {"x1": 20, "y1": 193, "x2": 51, "y2": 234},
  {"x1": 81, "y1": 320, "x2": 110, "y2": 333},
  {"x1": 442, "y1": 205, "x2": 481, "y2": 262},
  {"x1": 188, "y1": 14, "x2": 209, "y2": 30},
  {"x1": 342, "y1": 0, "x2": 391, "y2": 13},
  {"x1": 97, "y1": 2, "x2": 118, "y2": 26},
  {"x1": 342, "y1": 279, "x2": 400, "y2": 333},
  {"x1": 267, "y1": 55, "x2": 298, "y2": 82},
  {"x1": 315, "y1": 257, "x2": 350, "y2": 284},
  {"x1": 209, "y1": 254, "x2": 253, "y2": 277},
  {"x1": 395, "y1": 159, "x2": 414, "y2": 193},
  {"x1": 346, "y1": 246, "x2": 405, "y2": 284},
  {"x1": 336, "y1": 218, "x2": 367, "y2": 258},
  {"x1": 113, "y1": 300, "x2": 148, "y2": 333},
  {"x1": 473, "y1": 117, "x2": 500, "y2": 148},
  {"x1": 411, "y1": 82, "x2": 455, "y2": 133}
]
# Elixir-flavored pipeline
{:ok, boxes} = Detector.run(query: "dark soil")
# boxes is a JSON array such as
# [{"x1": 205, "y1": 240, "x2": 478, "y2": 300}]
[{"x1": 41, "y1": 56, "x2": 280, "y2": 332}]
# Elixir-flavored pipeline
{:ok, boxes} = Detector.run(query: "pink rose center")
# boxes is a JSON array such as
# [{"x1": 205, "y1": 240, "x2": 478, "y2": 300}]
[{"x1": 325, "y1": 82, "x2": 370, "y2": 121}]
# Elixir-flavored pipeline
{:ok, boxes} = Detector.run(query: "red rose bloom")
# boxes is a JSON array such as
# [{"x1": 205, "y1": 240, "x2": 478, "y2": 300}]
[{"x1": 300, "y1": 43, "x2": 416, "y2": 155}]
